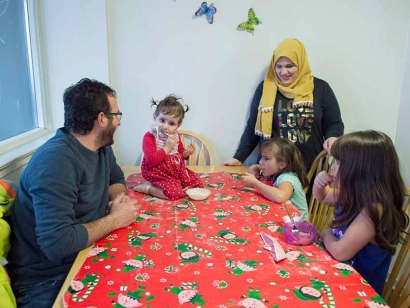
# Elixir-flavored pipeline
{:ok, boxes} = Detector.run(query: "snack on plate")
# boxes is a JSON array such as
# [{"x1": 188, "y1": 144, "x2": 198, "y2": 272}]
[{"x1": 185, "y1": 188, "x2": 211, "y2": 201}]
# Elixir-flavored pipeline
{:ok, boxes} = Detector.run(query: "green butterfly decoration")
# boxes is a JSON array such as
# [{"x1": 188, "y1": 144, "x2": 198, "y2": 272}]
[{"x1": 237, "y1": 8, "x2": 262, "y2": 34}]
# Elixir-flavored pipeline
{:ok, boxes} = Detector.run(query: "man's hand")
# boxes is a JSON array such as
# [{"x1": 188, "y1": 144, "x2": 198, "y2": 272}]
[
  {"x1": 84, "y1": 193, "x2": 140, "y2": 246},
  {"x1": 109, "y1": 193, "x2": 140, "y2": 229}
]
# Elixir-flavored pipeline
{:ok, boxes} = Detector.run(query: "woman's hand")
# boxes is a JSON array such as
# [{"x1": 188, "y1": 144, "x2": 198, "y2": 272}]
[
  {"x1": 221, "y1": 158, "x2": 242, "y2": 166},
  {"x1": 323, "y1": 137, "x2": 338, "y2": 154},
  {"x1": 183, "y1": 142, "x2": 195, "y2": 158}
]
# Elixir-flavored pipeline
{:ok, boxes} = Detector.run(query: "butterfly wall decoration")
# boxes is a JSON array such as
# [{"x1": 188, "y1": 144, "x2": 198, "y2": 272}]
[
  {"x1": 194, "y1": 2, "x2": 217, "y2": 24},
  {"x1": 237, "y1": 8, "x2": 262, "y2": 34}
]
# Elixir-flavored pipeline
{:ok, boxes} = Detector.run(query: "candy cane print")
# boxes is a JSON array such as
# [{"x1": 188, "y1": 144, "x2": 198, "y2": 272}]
[
  {"x1": 189, "y1": 203, "x2": 197, "y2": 211},
  {"x1": 319, "y1": 285, "x2": 335, "y2": 308},
  {"x1": 72, "y1": 277, "x2": 100, "y2": 302},
  {"x1": 260, "y1": 221, "x2": 276, "y2": 227},
  {"x1": 209, "y1": 236, "x2": 244, "y2": 245},
  {"x1": 187, "y1": 244, "x2": 212, "y2": 257},
  {"x1": 180, "y1": 282, "x2": 198, "y2": 290},
  {"x1": 262, "y1": 206, "x2": 270, "y2": 216},
  {"x1": 128, "y1": 230, "x2": 140, "y2": 244}
]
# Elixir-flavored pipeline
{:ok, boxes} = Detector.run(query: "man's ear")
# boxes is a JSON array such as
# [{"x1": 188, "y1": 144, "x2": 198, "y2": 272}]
[{"x1": 96, "y1": 112, "x2": 107, "y2": 128}]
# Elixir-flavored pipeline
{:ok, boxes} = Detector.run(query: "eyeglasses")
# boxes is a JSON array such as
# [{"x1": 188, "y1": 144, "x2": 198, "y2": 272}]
[{"x1": 105, "y1": 112, "x2": 122, "y2": 121}]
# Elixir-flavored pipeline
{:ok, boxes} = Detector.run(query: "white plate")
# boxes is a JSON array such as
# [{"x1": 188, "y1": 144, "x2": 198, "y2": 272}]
[{"x1": 185, "y1": 188, "x2": 211, "y2": 200}]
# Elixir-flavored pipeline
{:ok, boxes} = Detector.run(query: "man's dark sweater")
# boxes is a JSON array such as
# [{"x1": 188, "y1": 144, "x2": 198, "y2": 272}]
[{"x1": 9, "y1": 128, "x2": 125, "y2": 286}]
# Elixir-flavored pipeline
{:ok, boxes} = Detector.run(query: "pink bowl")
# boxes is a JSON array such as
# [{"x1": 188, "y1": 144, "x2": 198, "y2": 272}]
[{"x1": 283, "y1": 222, "x2": 318, "y2": 246}]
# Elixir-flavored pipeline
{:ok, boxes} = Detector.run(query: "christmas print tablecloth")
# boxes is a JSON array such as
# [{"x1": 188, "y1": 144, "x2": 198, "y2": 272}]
[{"x1": 63, "y1": 172, "x2": 387, "y2": 308}]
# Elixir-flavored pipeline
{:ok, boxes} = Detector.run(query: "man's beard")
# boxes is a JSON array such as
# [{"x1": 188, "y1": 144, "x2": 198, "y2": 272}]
[{"x1": 98, "y1": 121, "x2": 116, "y2": 148}]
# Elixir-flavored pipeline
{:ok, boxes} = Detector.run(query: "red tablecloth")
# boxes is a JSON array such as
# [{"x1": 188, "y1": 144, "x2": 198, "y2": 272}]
[{"x1": 63, "y1": 172, "x2": 387, "y2": 308}]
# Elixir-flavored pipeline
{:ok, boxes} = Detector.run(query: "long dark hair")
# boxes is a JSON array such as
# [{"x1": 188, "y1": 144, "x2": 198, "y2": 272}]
[
  {"x1": 260, "y1": 138, "x2": 308, "y2": 188},
  {"x1": 151, "y1": 95, "x2": 189, "y2": 125},
  {"x1": 331, "y1": 130, "x2": 409, "y2": 253}
]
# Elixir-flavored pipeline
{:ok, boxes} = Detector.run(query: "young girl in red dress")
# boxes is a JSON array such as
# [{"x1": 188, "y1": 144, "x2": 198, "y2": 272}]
[{"x1": 134, "y1": 95, "x2": 204, "y2": 200}]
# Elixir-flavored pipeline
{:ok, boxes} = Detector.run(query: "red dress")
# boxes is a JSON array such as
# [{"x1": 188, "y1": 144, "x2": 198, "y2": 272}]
[{"x1": 141, "y1": 130, "x2": 204, "y2": 200}]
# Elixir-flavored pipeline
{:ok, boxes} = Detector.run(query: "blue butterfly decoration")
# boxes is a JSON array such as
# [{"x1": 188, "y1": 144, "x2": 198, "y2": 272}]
[{"x1": 195, "y1": 2, "x2": 217, "y2": 24}]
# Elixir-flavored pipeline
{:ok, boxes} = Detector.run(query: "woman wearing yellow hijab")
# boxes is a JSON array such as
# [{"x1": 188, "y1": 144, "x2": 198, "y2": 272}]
[{"x1": 223, "y1": 38, "x2": 344, "y2": 169}]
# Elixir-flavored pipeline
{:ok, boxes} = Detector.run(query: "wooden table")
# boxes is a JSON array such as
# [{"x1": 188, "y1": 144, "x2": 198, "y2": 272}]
[
  {"x1": 55, "y1": 165, "x2": 385, "y2": 307},
  {"x1": 122, "y1": 165, "x2": 250, "y2": 178},
  {"x1": 53, "y1": 166, "x2": 249, "y2": 307}
]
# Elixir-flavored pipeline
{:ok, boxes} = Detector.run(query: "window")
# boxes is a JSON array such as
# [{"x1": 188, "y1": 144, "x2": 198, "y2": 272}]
[{"x1": 0, "y1": 0, "x2": 50, "y2": 157}]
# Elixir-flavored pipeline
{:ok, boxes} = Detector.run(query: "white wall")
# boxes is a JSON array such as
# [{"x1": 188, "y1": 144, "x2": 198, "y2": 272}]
[
  {"x1": 39, "y1": 0, "x2": 110, "y2": 129},
  {"x1": 395, "y1": 27, "x2": 410, "y2": 186},
  {"x1": 104, "y1": 0, "x2": 410, "y2": 166},
  {"x1": 39, "y1": 0, "x2": 410, "y2": 181}
]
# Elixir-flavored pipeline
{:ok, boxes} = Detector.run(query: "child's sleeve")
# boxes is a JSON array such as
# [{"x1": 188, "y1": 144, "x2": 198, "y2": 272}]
[
  {"x1": 275, "y1": 174, "x2": 296, "y2": 190},
  {"x1": 142, "y1": 132, "x2": 168, "y2": 166},
  {"x1": 0, "y1": 266, "x2": 16, "y2": 308},
  {"x1": 0, "y1": 180, "x2": 17, "y2": 307}
]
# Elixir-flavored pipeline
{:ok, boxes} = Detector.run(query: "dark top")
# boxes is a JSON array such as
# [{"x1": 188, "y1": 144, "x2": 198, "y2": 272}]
[
  {"x1": 233, "y1": 77, "x2": 344, "y2": 169},
  {"x1": 332, "y1": 206, "x2": 391, "y2": 295},
  {"x1": 9, "y1": 128, "x2": 126, "y2": 286}
]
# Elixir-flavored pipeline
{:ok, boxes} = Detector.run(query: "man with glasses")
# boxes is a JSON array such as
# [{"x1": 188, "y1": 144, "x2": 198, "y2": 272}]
[{"x1": 8, "y1": 78, "x2": 139, "y2": 307}]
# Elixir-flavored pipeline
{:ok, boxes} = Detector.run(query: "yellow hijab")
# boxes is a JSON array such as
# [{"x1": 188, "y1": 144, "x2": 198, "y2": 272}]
[{"x1": 255, "y1": 38, "x2": 314, "y2": 138}]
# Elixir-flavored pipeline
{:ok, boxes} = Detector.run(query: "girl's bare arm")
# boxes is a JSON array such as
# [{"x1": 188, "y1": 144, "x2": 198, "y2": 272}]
[
  {"x1": 241, "y1": 172, "x2": 293, "y2": 203},
  {"x1": 321, "y1": 209, "x2": 376, "y2": 261}
]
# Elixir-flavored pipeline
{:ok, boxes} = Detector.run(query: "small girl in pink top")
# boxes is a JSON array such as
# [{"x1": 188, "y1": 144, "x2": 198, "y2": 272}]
[{"x1": 134, "y1": 95, "x2": 204, "y2": 200}]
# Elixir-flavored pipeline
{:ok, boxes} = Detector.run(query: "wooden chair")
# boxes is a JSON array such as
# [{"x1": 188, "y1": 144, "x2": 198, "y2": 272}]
[
  {"x1": 177, "y1": 130, "x2": 214, "y2": 166},
  {"x1": 305, "y1": 150, "x2": 330, "y2": 194},
  {"x1": 382, "y1": 187, "x2": 410, "y2": 308},
  {"x1": 306, "y1": 150, "x2": 335, "y2": 232},
  {"x1": 137, "y1": 130, "x2": 214, "y2": 166}
]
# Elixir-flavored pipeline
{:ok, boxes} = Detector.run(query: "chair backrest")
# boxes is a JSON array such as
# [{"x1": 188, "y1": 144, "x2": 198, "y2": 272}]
[
  {"x1": 305, "y1": 150, "x2": 330, "y2": 194},
  {"x1": 382, "y1": 187, "x2": 410, "y2": 308},
  {"x1": 137, "y1": 130, "x2": 214, "y2": 166},
  {"x1": 306, "y1": 150, "x2": 335, "y2": 232},
  {"x1": 177, "y1": 130, "x2": 214, "y2": 166}
]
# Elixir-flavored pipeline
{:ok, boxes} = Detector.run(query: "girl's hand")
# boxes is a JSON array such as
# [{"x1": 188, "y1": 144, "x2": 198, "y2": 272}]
[
  {"x1": 165, "y1": 134, "x2": 179, "y2": 149},
  {"x1": 221, "y1": 158, "x2": 242, "y2": 166},
  {"x1": 314, "y1": 171, "x2": 333, "y2": 189},
  {"x1": 241, "y1": 172, "x2": 258, "y2": 186},
  {"x1": 248, "y1": 164, "x2": 261, "y2": 176},
  {"x1": 313, "y1": 171, "x2": 338, "y2": 204},
  {"x1": 183, "y1": 143, "x2": 195, "y2": 158}
]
